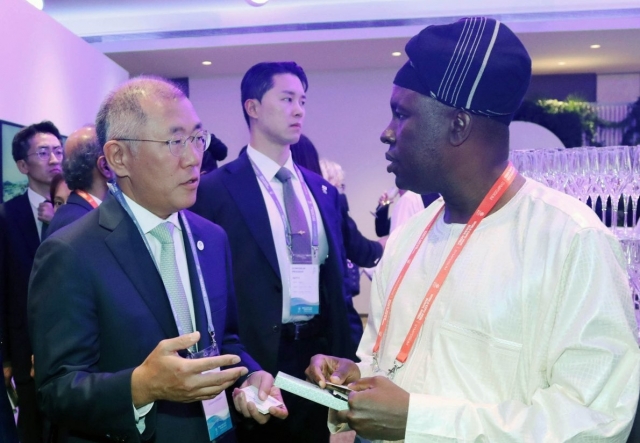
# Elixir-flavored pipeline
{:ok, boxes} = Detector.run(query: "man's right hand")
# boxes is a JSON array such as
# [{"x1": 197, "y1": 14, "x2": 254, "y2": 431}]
[
  {"x1": 305, "y1": 354, "x2": 361, "y2": 389},
  {"x1": 131, "y1": 332, "x2": 248, "y2": 407},
  {"x1": 37, "y1": 201, "x2": 54, "y2": 223}
]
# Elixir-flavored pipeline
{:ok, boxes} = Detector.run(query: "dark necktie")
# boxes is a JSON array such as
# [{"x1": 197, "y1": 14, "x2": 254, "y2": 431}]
[{"x1": 275, "y1": 167, "x2": 312, "y2": 264}]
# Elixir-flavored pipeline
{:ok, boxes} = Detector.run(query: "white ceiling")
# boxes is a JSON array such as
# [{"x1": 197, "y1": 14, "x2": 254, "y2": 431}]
[{"x1": 41, "y1": 0, "x2": 640, "y2": 78}]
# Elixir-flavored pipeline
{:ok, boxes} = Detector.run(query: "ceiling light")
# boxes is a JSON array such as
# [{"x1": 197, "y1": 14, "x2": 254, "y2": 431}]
[
  {"x1": 246, "y1": 0, "x2": 269, "y2": 6},
  {"x1": 26, "y1": 0, "x2": 44, "y2": 10},
  {"x1": 202, "y1": 61, "x2": 212, "y2": 66},
  {"x1": 392, "y1": 52, "x2": 402, "y2": 57},
  {"x1": 590, "y1": 44, "x2": 601, "y2": 49},
  {"x1": 558, "y1": 62, "x2": 566, "y2": 66}
]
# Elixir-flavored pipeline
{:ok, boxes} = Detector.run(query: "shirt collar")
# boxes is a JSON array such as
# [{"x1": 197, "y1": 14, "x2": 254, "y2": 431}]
[
  {"x1": 89, "y1": 193, "x2": 103, "y2": 206},
  {"x1": 247, "y1": 145, "x2": 297, "y2": 182},
  {"x1": 122, "y1": 193, "x2": 181, "y2": 235},
  {"x1": 27, "y1": 187, "x2": 47, "y2": 210}
]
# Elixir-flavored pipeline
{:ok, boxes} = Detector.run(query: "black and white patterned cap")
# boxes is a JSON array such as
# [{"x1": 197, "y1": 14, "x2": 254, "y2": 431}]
[{"x1": 394, "y1": 17, "x2": 531, "y2": 125}]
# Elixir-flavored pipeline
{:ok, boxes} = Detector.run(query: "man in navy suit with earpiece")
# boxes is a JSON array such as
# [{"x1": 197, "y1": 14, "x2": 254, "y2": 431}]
[{"x1": 191, "y1": 61, "x2": 355, "y2": 443}]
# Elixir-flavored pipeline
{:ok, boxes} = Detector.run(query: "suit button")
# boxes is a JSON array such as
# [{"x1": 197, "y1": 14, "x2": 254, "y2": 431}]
[{"x1": 272, "y1": 324, "x2": 279, "y2": 333}]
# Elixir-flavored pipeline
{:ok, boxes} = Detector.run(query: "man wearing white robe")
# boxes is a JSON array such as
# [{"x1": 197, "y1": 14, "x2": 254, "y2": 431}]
[{"x1": 306, "y1": 17, "x2": 640, "y2": 442}]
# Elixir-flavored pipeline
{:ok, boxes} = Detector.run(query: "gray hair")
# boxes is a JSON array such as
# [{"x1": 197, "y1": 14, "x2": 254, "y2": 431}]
[
  {"x1": 95, "y1": 76, "x2": 186, "y2": 149},
  {"x1": 319, "y1": 158, "x2": 345, "y2": 190},
  {"x1": 62, "y1": 125, "x2": 102, "y2": 191}
]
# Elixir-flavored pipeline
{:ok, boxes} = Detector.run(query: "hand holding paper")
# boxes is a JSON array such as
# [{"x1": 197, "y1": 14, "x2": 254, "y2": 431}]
[{"x1": 233, "y1": 370, "x2": 288, "y2": 424}]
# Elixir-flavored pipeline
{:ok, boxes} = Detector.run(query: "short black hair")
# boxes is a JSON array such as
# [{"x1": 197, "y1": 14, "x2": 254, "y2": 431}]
[
  {"x1": 291, "y1": 134, "x2": 321, "y2": 175},
  {"x1": 240, "y1": 61, "x2": 308, "y2": 126},
  {"x1": 12, "y1": 121, "x2": 62, "y2": 162}
]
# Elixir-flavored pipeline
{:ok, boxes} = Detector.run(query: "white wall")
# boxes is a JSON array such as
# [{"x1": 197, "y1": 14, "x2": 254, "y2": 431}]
[
  {"x1": 190, "y1": 68, "x2": 401, "y2": 313},
  {"x1": 597, "y1": 73, "x2": 640, "y2": 103},
  {"x1": 0, "y1": 0, "x2": 128, "y2": 135}
]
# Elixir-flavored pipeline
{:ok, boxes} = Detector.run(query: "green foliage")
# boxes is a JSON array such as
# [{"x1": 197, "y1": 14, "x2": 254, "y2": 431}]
[
  {"x1": 514, "y1": 99, "x2": 585, "y2": 148},
  {"x1": 537, "y1": 96, "x2": 600, "y2": 146},
  {"x1": 514, "y1": 95, "x2": 640, "y2": 148}
]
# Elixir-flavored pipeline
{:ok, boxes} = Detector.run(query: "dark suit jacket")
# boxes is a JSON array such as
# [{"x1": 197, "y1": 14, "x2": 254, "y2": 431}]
[
  {"x1": 28, "y1": 196, "x2": 260, "y2": 443},
  {"x1": 0, "y1": 210, "x2": 19, "y2": 443},
  {"x1": 190, "y1": 153, "x2": 355, "y2": 375},
  {"x1": 0, "y1": 192, "x2": 39, "y2": 384},
  {"x1": 45, "y1": 191, "x2": 94, "y2": 239},
  {"x1": 339, "y1": 193, "x2": 382, "y2": 268}
]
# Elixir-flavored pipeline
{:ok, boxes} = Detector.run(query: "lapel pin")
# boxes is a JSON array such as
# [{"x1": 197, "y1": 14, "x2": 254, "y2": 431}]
[
  {"x1": 322, "y1": 185, "x2": 327, "y2": 194},
  {"x1": 197, "y1": 240, "x2": 204, "y2": 251}
]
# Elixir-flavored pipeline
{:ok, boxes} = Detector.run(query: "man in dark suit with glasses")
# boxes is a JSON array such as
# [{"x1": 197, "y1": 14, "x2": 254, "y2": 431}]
[{"x1": 1, "y1": 120, "x2": 63, "y2": 443}]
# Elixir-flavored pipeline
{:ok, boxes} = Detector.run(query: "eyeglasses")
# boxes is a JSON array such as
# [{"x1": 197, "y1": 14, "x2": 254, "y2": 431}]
[
  {"x1": 113, "y1": 130, "x2": 211, "y2": 157},
  {"x1": 25, "y1": 147, "x2": 64, "y2": 161}
]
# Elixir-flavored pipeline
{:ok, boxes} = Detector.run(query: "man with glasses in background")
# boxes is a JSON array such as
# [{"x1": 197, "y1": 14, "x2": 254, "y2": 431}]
[
  {"x1": 28, "y1": 77, "x2": 286, "y2": 443},
  {"x1": 0, "y1": 120, "x2": 63, "y2": 443}
]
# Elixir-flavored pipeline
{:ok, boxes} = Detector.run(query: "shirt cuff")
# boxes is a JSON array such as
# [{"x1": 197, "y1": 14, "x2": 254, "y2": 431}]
[
  {"x1": 133, "y1": 402, "x2": 154, "y2": 434},
  {"x1": 328, "y1": 408, "x2": 351, "y2": 434}
]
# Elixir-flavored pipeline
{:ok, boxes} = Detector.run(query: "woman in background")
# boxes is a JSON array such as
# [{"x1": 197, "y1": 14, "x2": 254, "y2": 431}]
[
  {"x1": 49, "y1": 173, "x2": 71, "y2": 212},
  {"x1": 319, "y1": 158, "x2": 385, "y2": 346},
  {"x1": 290, "y1": 135, "x2": 385, "y2": 344}
]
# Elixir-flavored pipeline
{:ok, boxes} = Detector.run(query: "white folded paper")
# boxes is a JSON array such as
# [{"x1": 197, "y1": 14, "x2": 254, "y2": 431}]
[
  {"x1": 239, "y1": 385, "x2": 283, "y2": 414},
  {"x1": 274, "y1": 372, "x2": 349, "y2": 411}
]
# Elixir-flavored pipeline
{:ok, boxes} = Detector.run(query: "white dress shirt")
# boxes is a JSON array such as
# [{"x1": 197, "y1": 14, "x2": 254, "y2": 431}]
[
  {"x1": 88, "y1": 193, "x2": 103, "y2": 206},
  {"x1": 247, "y1": 146, "x2": 329, "y2": 323},
  {"x1": 27, "y1": 187, "x2": 47, "y2": 239}
]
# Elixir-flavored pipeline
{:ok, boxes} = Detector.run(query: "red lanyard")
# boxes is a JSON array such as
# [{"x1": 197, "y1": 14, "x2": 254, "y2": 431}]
[
  {"x1": 76, "y1": 190, "x2": 99, "y2": 209},
  {"x1": 372, "y1": 163, "x2": 517, "y2": 378}
]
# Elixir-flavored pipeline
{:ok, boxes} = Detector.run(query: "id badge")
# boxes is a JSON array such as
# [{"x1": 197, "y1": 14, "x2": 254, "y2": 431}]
[
  {"x1": 202, "y1": 378, "x2": 233, "y2": 442},
  {"x1": 188, "y1": 344, "x2": 233, "y2": 441},
  {"x1": 289, "y1": 264, "x2": 320, "y2": 315}
]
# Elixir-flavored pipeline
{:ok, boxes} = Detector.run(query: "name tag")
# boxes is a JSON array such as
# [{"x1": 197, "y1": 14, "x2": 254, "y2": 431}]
[
  {"x1": 289, "y1": 264, "x2": 320, "y2": 315},
  {"x1": 202, "y1": 368, "x2": 233, "y2": 441}
]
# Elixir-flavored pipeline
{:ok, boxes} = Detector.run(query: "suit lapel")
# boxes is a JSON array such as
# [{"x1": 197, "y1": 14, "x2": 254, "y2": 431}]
[
  {"x1": 15, "y1": 192, "x2": 40, "y2": 255},
  {"x1": 180, "y1": 213, "x2": 212, "y2": 352},
  {"x1": 223, "y1": 155, "x2": 280, "y2": 277},
  {"x1": 100, "y1": 197, "x2": 179, "y2": 340}
]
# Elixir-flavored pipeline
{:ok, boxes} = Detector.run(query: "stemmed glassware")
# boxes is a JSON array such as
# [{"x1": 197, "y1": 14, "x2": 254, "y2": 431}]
[
  {"x1": 511, "y1": 145, "x2": 640, "y2": 332},
  {"x1": 511, "y1": 146, "x2": 636, "y2": 228},
  {"x1": 622, "y1": 146, "x2": 640, "y2": 230},
  {"x1": 566, "y1": 148, "x2": 591, "y2": 202}
]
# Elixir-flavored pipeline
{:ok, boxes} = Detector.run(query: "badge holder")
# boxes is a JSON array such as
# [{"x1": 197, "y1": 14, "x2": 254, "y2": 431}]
[
  {"x1": 289, "y1": 253, "x2": 320, "y2": 316},
  {"x1": 187, "y1": 343, "x2": 233, "y2": 441}
]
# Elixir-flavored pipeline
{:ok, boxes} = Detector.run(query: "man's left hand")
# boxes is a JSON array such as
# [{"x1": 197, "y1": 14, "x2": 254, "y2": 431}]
[
  {"x1": 336, "y1": 376, "x2": 409, "y2": 441},
  {"x1": 232, "y1": 370, "x2": 288, "y2": 424}
]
